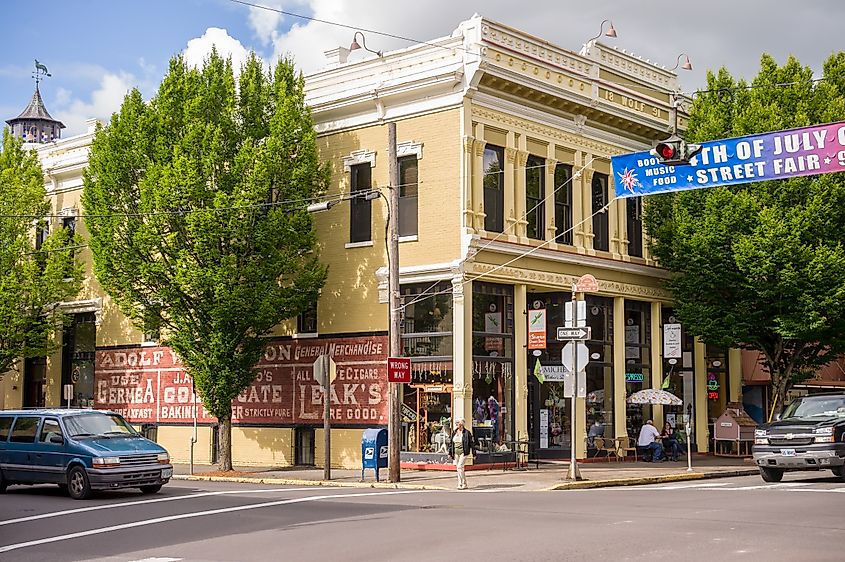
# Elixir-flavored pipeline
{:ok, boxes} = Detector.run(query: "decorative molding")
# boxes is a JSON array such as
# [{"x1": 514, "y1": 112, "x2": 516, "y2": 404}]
[
  {"x1": 342, "y1": 149, "x2": 377, "y2": 171},
  {"x1": 56, "y1": 298, "x2": 104, "y2": 325},
  {"x1": 471, "y1": 105, "x2": 625, "y2": 158},
  {"x1": 397, "y1": 140, "x2": 423, "y2": 159}
]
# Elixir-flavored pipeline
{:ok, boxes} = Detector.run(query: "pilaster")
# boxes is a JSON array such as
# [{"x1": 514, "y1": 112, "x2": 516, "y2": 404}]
[
  {"x1": 582, "y1": 166, "x2": 596, "y2": 255},
  {"x1": 514, "y1": 149, "x2": 529, "y2": 240},
  {"x1": 694, "y1": 337, "x2": 709, "y2": 453},
  {"x1": 613, "y1": 296, "x2": 627, "y2": 439},
  {"x1": 463, "y1": 135, "x2": 476, "y2": 229},
  {"x1": 504, "y1": 146, "x2": 518, "y2": 239},
  {"x1": 452, "y1": 276, "x2": 473, "y2": 428},
  {"x1": 728, "y1": 348, "x2": 742, "y2": 403},
  {"x1": 472, "y1": 138, "x2": 487, "y2": 231},
  {"x1": 650, "y1": 301, "x2": 664, "y2": 428},
  {"x1": 572, "y1": 150, "x2": 586, "y2": 252},
  {"x1": 514, "y1": 284, "x2": 528, "y2": 442},
  {"x1": 544, "y1": 156, "x2": 558, "y2": 245}
]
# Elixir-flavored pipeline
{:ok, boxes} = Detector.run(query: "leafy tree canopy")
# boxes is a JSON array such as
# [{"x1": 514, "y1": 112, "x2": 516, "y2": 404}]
[
  {"x1": 645, "y1": 53, "x2": 845, "y2": 418},
  {"x1": 0, "y1": 128, "x2": 82, "y2": 377},
  {"x1": 82, "y1": 51, "x2": 330, "y2": 468}
]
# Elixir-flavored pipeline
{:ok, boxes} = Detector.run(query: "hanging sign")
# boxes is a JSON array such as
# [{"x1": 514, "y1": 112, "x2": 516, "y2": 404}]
[
  {"x1": 612, "y1": 120, "x2": 845, "y2": 198},
  {"x1": 528, "y1": 309, "x2": 547, "y2": 349}
]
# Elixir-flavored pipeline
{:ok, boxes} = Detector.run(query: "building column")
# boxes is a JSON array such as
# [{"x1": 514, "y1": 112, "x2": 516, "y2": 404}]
[
  {"x1": 462, "y1": 135, "x2": 476, "y2": 230},
  {"x1": 610, "y1": 193, "x2": 623, "y2": 259},
  {"x1": 650, "y1": 301, "x2": 664, "y2": 428},
  {"x1": 504, "y1": 131, "x2": 517, "y2": 241},
  {"x1": 544, "y1": 157, "x2": 558, "y2": 245},
  {"x1": 514, "y1": 284, "x2": 528, "y2": 442},
  {"x1": 572, "y1": 150, "x2": 586, "y2": 252},
  {"x1": 613, "y1": 296, "x2": 627, "y2": 439},
  {"x1": 694, "y1": 337, "x2": 709, "y2": 452},
  {"x1": 728, "y1": 348, "x2": 743, "y2": 403},
  {"x1": 514, "y1": 150, "x2": 529, "y2": 240},
  {"x1": 452, "y1": 276, "x2": 473, "y2": 434},
  {"x1": 582, "y1": 166, "x2": 596, "y2": 255},
  {"x1": 472, "y1": 129, "x2": 486, "y2": 232}
]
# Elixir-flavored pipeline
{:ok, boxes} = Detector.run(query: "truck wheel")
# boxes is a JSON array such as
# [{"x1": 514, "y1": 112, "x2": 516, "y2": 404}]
[
  {"x1": 67, "y1": 466, "x2": 93, "y2": 500},
  {"x1": 831, "y1": 466, "x2": 845, "y2": 482},
  {"x1": 759, "y1": 466, "x2": 784, "y2": 482},
  {"x1": 140, "y1": 484, "x2": 163, "y2": 494}
]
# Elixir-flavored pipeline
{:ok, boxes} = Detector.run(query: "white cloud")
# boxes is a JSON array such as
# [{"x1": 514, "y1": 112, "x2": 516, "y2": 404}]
[
  {"x1": 184, "y1": 27, "x2": 252, "y2": 73},
  {"x1": 53, "y1": 71, "x2": 135, "y2": 136}
]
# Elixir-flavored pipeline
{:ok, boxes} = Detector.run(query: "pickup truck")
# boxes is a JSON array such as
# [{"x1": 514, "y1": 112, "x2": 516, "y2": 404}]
[{"x1": 752, "y1": 392, "x2": 845, "y2": 482}]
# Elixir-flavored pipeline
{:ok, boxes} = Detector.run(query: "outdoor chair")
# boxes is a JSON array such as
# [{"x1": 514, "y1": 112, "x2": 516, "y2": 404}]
[
  {"x1": 615, "y1": 435, "x2": 637, "y2": 462},
  {"x1": 593, "y1": 437, "x2": 617, "y2": 460}
]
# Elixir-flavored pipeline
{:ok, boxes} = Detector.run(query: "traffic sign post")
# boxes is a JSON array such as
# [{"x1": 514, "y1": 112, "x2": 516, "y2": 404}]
[
  {"x1": 314, "y1": 354, "x2": 336, "y2": 480},
  {"x1": 388, "y1": 357, "x2": 411, "y2": 383}
]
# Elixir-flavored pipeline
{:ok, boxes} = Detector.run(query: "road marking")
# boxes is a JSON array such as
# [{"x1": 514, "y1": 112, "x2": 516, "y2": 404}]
[
  {"x1": 0, "y1": 487, "x2": 320, "y2": 527},
  {"x1": 128, "y1": 558, "x2": 182, "y2": 562},
  {"x1": 0, "y1": 489, "x2": 424, "y2": 554}
]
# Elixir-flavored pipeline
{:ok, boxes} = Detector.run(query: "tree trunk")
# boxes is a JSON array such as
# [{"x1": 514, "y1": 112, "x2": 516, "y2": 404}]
[{"x1": 218, "y1": 416, "x2": 233, "y2": 471}]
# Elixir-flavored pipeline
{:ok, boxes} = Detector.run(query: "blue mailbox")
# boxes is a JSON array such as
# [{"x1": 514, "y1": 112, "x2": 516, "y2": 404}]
[{"x1": 361, "y1": 428, "x2": 388, "y2": 481}]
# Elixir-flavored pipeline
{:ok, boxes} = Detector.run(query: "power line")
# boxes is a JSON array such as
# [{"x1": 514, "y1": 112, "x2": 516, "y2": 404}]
[{"x1": 227, "y1": 0, "x2": 467, "y2": 54}]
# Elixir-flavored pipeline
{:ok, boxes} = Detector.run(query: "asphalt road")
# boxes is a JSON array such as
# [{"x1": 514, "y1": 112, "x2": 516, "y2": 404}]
[{"x1": 1, "y1": 473, "x2": 843, "y2": 562}]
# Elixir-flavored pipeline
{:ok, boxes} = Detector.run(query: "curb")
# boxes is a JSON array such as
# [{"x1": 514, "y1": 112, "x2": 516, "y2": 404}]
[
  {"x1": 546, "y1": 468, "x2": 759, "y2": 491},
  {"x1": 172, "y1": 474, "x2": 447, "y2": 491}
]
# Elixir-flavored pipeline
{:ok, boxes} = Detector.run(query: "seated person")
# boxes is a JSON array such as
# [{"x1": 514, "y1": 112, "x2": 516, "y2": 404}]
[
  {"x1": 637, "y1": 419, "x2": 665, "y2": 462},
  {"x1": 661, "y1": 422, "x2": 682, "y2": 461},
  {"x1": 587, "y1": 419, "x2": 604, "y2": 447}
]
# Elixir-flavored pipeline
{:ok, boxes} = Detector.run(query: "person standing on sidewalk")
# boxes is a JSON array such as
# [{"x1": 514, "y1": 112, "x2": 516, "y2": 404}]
[{"x1": 448, "y1": 417, "x2": 476, "y2": 490}]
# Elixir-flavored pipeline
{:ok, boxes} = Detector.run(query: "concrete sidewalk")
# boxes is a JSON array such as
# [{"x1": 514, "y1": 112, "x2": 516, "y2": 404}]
[{"x1": 172, "y1": 455, "x2": 760, "y2": 492}]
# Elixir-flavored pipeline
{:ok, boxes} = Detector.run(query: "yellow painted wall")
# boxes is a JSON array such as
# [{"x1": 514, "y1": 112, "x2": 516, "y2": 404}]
[
  {"x1": 315, "y1": 428, "x2": 365, "y2": 470},
  {"x1": 157, "y1": 425, "x2": 214, "y2": 464},
  {"x1": 232, "y1": 427, "x2": 294, "y2": 467}
]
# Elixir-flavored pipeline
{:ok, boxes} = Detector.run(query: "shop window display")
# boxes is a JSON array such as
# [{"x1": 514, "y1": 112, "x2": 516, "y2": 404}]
[
  {"x1": 624, "y1": 300, "x2": 651, "y2": 437},
  {"x1": 400, "y1": 282, "x2": 454, "y2": 454},
  {"x1": 585, "y1": 296, "x2": 614, "y2": 441},
  {"x1": 661, "y1": 308, "x2": 696, "y2": 445},
  {"x1": 472, "y1": 283, "x2": 515, "y2": 449}
]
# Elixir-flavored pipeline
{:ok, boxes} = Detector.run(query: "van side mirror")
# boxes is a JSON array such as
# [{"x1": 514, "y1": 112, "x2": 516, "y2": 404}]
[{"x1": 49, "y1": 433, "x2": 64, "y2": 444}]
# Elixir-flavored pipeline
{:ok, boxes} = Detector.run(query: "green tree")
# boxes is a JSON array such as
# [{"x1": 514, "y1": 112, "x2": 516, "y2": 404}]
[
  {"x1": 645, "y1": 53, "x2": 845, "y2": 420},
  {"x1": 82, "y1": 52, "x2": 330, "y2": 470},
  {"x1": 0, "y1": 128, "x2": 82, "y2": 379}
]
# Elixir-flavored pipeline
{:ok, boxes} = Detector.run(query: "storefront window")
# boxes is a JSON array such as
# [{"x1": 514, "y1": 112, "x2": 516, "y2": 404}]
[
  {"x1": 62, "y1": 312, "x2": 96, "y2": 408},
  {"x1": 527, "y1": 292, "x2": 571, "y2": 453},
  {"x1": 585, "y1": 296, "x2": 614, "y2": 441},
  {"x1": 706, "y1": 345, "x2": 730, "y2": 422},
  {"x1": 400, "y1": 282, "x2": 454, "y2": 454},
  {"x1": 400, "y1": 282, "x2": 453, "y2": 358},
  {"x1": 661, "y1": 308, "x2": 696, "y2": 444},
  {"x1": 624, "y1": 300, "x2": 651, "y2": 436},
  {"x1": 472, "y1": 283, "x2": 515, "y2": 448}
]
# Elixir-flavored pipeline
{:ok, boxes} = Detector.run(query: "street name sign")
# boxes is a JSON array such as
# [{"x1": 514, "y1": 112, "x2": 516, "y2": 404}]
[{"x1": 557, "y1": 326, "x2": 591, "y2": 340}]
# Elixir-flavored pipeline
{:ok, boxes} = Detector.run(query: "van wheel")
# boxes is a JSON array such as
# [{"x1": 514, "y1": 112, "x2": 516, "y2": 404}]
[
  {"x1": 67, "y1": 466, "x2": 93, "y2": 500},
  {"x1": 831, "y1": 466, "x2": 845, "y2": 482},
  {"x1": 0, "y1": 469, "x2": 7, "y2": 493},
  {"x1": 140, "y1": 484, "x2": 163, "y2": 494},
  {"x1": 759, "y1": 466, "x2": 784, "y2": 482}
]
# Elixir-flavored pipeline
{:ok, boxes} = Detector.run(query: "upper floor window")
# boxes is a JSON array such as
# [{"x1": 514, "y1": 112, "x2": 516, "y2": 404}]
[
  {"x1": 349, "y1": 163, "x2": 372, "y2": 243},
  {"x1": 483, "y1": 145, "x2": 504, "y2": 233},
  {"x1": 297, "y1": 302, "x2": 318, "y2": 334},
  {"x1": 554, "y1": 163, "x2": 573, "y2": 245},
  {"x1": 398, "y1": 155, "x2": 418, "y2": 237},
  {"x1": 592, "y1": 173, "x2": 609, "y2": 252},
  {"x1": 525, "y1": 155, "x2": 545, "y2": 240},
  {"x1": 627, "y1": 196, "x2": 643, "y2": 258}
]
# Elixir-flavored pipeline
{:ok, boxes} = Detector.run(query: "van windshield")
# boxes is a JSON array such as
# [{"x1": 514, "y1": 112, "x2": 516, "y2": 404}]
[
  {"x1": 781, "y1": 396, "x2": 845, "y2": 421},
  {"x1": 64, "y1": 413, "x2": 139, "y2": 438}
]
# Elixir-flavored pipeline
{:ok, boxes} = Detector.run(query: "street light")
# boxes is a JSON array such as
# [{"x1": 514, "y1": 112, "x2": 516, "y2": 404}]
[
  {"x1": 580, "y1": 19, "x2": 617, "y2": 55},
  {"x1": 670, "y1": 53, "x2": 693, "y2": 72},
  {"x1": 349, "y1": 31, "x2": 383, "y2": 57}
]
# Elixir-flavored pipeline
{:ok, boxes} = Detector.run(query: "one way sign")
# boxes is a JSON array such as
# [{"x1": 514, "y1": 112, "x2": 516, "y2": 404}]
[{"x1": 557, "y1": 326, "x2": 591, "y2": 340}]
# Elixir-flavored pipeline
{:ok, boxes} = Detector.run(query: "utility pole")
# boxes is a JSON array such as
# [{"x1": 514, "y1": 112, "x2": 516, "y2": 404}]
[{"x1": 387, "y1": 122, "x2": 402, "y2": 483}]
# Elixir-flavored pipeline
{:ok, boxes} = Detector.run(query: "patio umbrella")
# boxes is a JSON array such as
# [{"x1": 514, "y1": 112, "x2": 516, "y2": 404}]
[{"x1": 626, "y1": 388, "x2": 683, "y2": 406}]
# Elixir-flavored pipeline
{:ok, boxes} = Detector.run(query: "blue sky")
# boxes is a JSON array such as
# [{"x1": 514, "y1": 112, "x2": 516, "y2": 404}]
[{"x1": 2, "y1": 0, "x2": 844, "y2": 136}]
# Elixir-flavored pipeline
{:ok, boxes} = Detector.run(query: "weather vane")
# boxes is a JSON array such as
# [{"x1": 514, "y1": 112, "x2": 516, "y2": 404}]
[{"x1": 33, "y1": 59, "x2": 52, "y2": 86}]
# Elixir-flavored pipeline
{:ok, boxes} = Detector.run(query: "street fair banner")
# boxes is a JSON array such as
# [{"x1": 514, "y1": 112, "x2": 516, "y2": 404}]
[
  {"x1": 94, "y1": 335, "x2": 388, "y2": 426},
  {"x1": 612, "y1": 121, "x2": 845, "y2": 198}
]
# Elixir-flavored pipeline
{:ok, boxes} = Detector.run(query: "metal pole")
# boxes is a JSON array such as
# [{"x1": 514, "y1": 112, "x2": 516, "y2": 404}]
[
  {"x1": 324, "y1": 355, "x2": 331, "y2": 481},
  {"x1": 686, "y1": 421, "x2": 693, "y2": 472},
  {"x1": 387, "y1": 121, "x2": 402, "y2": 483},
  {"x1": 567, "y1": 286, "x2": 581, "y2": 481}
]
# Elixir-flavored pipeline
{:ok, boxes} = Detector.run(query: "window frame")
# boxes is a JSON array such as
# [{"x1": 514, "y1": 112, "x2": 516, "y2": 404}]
[
  {"x1": 627, "y1": 196, "x2": 644, "y2": 258},
  {"x1": 483, "y1": 145, "x2": 505, "y2": 233},
  {"x1": 398, "y1": 155, "x2": 419, "y2": 238},
  {"x1": 525, "y1": 155, "x2": 545, "y2": 240},
  {"x1": 349, "y1": 163, "x2": 373, "y2": 244},
  {"x1": 554, "y1": 163, "x2": 573, "y2": 245},
  {"x1": 592, "y1": 173, "x2": 609, "y2": 252}
]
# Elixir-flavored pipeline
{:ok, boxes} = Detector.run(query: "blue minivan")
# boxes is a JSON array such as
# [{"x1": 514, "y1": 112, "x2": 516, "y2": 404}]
[{"x1": 0, "y1": 409, "x2": 172, "y2": 499}]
